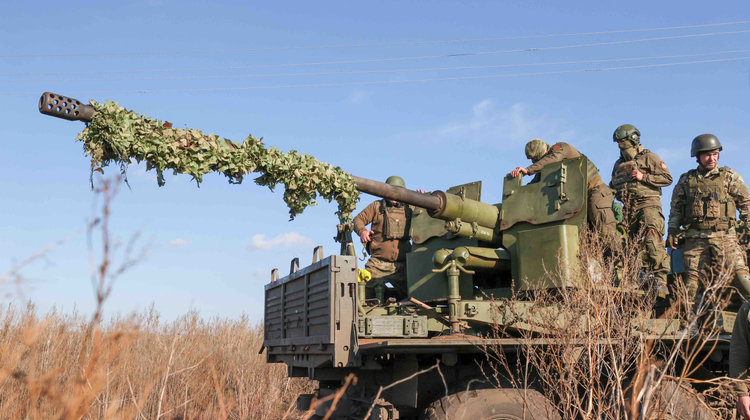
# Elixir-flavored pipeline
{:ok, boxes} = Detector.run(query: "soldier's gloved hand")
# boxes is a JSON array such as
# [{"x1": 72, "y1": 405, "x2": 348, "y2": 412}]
[
  {"x1": 667, "y1": 231, "x2": 679, "y2": 249},
  {"x1": 740, "y1": 229, "x2": 750, "y2": 246},
  {"x1": 739, "y1": 219, "x2": 750, "y2": 245}
]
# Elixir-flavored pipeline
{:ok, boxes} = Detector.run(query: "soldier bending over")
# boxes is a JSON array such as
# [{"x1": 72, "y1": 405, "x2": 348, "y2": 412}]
[{"x1": 511, "y1": 139, "x2": 618, "y2": 241}]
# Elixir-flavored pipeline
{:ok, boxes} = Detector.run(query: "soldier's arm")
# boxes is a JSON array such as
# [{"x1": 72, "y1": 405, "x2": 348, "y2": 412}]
[
  {"x1": 641, "y1": 153, "x2": 673, "y2": 187},
  {"x1": 730, "y1": 302, "x2": 750, "y2": 396},
  {"x1": 353, "y1": 201, "x2": 379, "y2": 236},
  {"x1": 727, "y1": 170, "x2": 750, "y2": 221},
  {"x1": 526, "y1": 144, "x2": 567, "y2": 175},
  {"x1": 667, "y1": 174, "x2": 688, "y2": 233}
]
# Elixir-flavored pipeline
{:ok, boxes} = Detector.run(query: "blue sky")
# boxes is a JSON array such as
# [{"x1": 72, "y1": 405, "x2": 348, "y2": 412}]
[{"x1": 2, "y1": 0, "x2": 749, "y2": 321}]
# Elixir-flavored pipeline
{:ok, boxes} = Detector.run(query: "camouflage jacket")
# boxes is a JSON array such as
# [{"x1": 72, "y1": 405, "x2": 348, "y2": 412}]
[
  {"x1": 609, "y1": 148, "x2": 672, "y2": 211},
  {"x1": 668, "y1": 166, "x2": 750, "y2": 237},
  {"x1": 526, "y1": 142, "x2": 606, "y2": 190}
]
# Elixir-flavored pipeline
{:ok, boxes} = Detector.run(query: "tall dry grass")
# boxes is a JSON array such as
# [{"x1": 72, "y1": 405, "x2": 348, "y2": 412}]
[
  {"x1": 482, "y1": 222, "x2": 737, "y2": 420},
  {"x1": 0, "y1": 176, "x2": 313, "y2": 420},
  {"x1": 0, "y1": 302, "x2": 313, "y2": 420}
]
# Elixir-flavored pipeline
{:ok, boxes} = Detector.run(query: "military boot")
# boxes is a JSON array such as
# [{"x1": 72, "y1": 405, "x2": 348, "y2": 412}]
[{"x1": 654, "y1": 272, "x2": 670, "y2": 298}]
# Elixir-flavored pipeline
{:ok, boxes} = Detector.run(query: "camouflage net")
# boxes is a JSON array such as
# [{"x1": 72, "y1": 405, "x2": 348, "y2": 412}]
[{"x1": 77, "y1": 100, "x2": 359, "y2": 223}]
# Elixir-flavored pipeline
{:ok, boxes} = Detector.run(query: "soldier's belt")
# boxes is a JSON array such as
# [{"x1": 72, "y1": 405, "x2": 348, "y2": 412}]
[{"x1": 683, "y1": 228, "x2": 736, "y2": 239}]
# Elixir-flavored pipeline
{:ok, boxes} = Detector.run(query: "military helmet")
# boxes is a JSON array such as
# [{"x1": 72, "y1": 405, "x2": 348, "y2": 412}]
[
  {"x1": 385, "y1": 176, "x2": 406, "y2": 188},
  {"x1": 525, "y1": 139, "x2": 550, "y2": 161},
  {"x1": 690, "y1": 134, "x2": 722, "y2": 157},
  {"x1": 613, "y1": 124, "x2": 641, "y2": 143}
]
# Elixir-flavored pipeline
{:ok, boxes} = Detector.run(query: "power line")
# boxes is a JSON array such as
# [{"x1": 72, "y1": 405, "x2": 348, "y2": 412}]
[
  {"x1": 4, "y1": 49, "x2": 749, "y2": 83},
  {"x1": 4, "y1": 29, "x2": 750, "y2": 77},
  {"x1": 3, "y1": 55, "x2": 748, "y2": 95},
  {"x1": 2, "y1": 20, "x2": 749, "y2": 58}
]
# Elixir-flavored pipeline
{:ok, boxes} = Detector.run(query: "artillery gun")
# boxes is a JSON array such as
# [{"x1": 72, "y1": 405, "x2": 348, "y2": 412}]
[{"x1": 40, "y1": 92, "x2": 735, "y2": 420}]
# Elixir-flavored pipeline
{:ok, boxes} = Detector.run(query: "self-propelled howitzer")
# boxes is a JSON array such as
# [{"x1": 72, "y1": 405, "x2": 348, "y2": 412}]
[{"x1": 40, "y1": 91, "x2": 726, "y2": 420}]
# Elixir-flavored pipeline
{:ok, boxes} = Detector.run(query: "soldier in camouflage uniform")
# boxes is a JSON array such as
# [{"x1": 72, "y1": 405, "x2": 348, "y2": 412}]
[
  {"x1": 353, "y1": 176, "x2": 414, "y2": 302},
  {"x1": 511, "y1": 139, "x2": 617, "y2": 240},
  {"x1": 667, "y1": 134, "x2": 750, "y2": 307},
  {"x1": 609, "y1": 124, "x2": 672, "y2": 292}
]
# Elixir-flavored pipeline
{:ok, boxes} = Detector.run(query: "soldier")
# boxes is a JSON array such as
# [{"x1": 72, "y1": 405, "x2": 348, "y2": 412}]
[
  {"x1": 353, "y1": 176, "x2": 414, "y2": 302},
  {"x1": 609, "y1": 124, "x2": 672, "y2": 292},
  {"x1": 667, "y1": 134, "x2": 750, "y2": 306},
  {"x1": 511, "y1": 139, "x2": 617, "y2": 240},
  {"x1": 731, "y1": 300, "x2": 750, "y2": 419}
]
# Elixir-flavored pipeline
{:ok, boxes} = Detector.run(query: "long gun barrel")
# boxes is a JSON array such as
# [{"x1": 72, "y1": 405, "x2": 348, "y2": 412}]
[
  {"x1": 352, "y1": 176, "x2": 501, "y2": 244},
  {"x1": 39, "y1": 92, "x2": 96, "y2": 122},
  {"x1": 352, "y1": 176, "x2": 441, "y2": 210},
  {"x1": 38, "y1": 92, "x2": 502, "y2": 242}
]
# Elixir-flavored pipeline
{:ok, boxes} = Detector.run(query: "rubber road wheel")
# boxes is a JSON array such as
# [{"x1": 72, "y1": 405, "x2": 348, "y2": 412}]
[{"x1": 421, "y1": 388, "x2": 560, "y2": 420}]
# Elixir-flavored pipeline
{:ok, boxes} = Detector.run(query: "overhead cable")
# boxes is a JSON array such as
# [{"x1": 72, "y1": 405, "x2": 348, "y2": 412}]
[
  {"x1": 4, "y1": 29, "x2": 750, "y2": 77},
  {"x1": 3, "y1": 55, "x2": 748, "y2": 95},
  {"x1": 4, "y1": 49, "x2": 750, "y2": 83},
  {"x1": 2, "y1": 20, "x2": 749, "y2": 58}
]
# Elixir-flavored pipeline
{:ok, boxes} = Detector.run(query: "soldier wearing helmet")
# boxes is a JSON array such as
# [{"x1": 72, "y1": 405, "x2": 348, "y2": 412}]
[
  {"x1": 609, "y1": 124, "x2": 672, "y2": 293},
  {"x1": 511, "y1": 139, "x2": 617, "y2": 240},
  {"x1": 667, "y1": 134, "x2": 750, "y2": 308},
  {"x1": 353, "y1": 176, "x2": 419, "y2": 301}
]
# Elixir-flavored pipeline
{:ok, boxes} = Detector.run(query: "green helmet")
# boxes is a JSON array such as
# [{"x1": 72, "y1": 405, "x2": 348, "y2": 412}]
[
  {"x1": 385, "y1": 176, "x2": 406, "y2": 188},
  {"x1": 690, "y1": 134, "x2": 722, "y2": 157},
  {"x1": 613, "y1": 124, "x2": 641, "y2": 143},
  {"x1": 525, "y1": 139, "x2": 549, "y2": 161}
]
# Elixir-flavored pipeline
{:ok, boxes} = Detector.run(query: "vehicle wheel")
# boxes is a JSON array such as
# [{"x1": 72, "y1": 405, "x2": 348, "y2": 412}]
[
  {"x1": 421, "y1": 387, "x2": 560, "y2": 420},
  {"x1": 650, "y1": 380, "x2": 717, "y2": 420}
]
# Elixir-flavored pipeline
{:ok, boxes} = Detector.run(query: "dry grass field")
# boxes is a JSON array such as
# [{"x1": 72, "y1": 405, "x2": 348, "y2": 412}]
[
  {"x1": 0, "y1": 178, "x2": 315, "y2": 420},
  {"x1": 0, "y1": 303, "x2": 313, "y2": 420},
  {"x1": 2, "y1": 177, "x2": 743, "y2": 419}
]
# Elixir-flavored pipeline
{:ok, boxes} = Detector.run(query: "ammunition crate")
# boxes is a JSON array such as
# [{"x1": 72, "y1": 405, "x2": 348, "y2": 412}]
[{"x1": 263, "y1": 255, "x2": 360, "y2": 369}]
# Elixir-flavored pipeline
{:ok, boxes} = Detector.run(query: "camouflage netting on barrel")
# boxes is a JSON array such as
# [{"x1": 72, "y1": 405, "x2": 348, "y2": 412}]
[{"x1": 77, "y1": 100, "x2": 359, "y2": 223}]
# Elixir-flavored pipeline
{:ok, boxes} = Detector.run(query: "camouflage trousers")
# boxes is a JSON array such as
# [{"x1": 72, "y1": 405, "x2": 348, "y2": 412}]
[
  {"x1": 625, "y1": 206, "x2": 670, "y2": 283},
  {"x1": 588, "y1": 186, "x2": 618, "y2": 244},
  {"x1": 682, "y1": 233, "x2": 750, "y2": 302},
  {"x1": 365, "y1": 257, "x2": 408, "y2": 301}
]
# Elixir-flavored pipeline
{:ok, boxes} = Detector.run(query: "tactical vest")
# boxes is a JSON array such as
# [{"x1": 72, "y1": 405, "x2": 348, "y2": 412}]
[
  {"x1": 683, "y1": 167, "x2": 737, "y2": 231},
  {"x1": 380, "y1": 200, "x2": 412, "y2": 240},
  {"x1": 610, "y1": 150, "x2": 662, "y2": 200}
]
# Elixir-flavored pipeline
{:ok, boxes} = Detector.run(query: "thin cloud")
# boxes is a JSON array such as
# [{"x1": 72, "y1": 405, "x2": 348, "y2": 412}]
[
  {"x1": 652, "y1": 147, "x2": 691, "y2": 164},
  {"x1": 129, "y1": 160, "x2": 159, "y2": 183},
  {"x1": 437, "y1": 100, "x2": 576, "y2": 147},
  {"x1": 169, "y1": 238, "x2": 191, "y2": 248},
  {"x1": 247, "y1": 232, "x2": 314, "y2": 252},
  {"x1": 348, "y1": 90, "x2": 369, "y2": 105}
]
